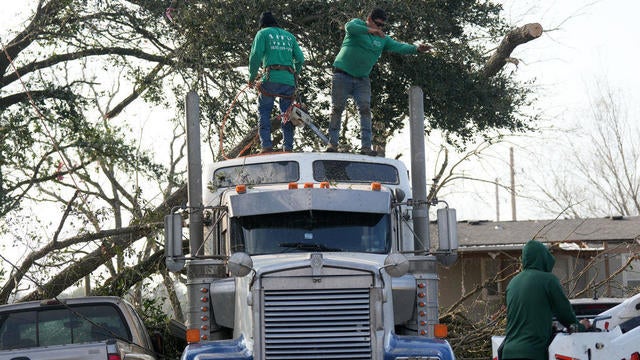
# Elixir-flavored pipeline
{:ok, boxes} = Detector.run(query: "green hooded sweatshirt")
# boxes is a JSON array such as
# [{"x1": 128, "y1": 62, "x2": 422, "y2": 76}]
[
  {"x1": 248, "y1": 26, "x2": 304, "y2": 86},
  {"x1": 332, "y1": 18, "x2": 418, "y2": 78},
  {"x1": 502, "y1": 240, "x2": 584, "y2": 360}
]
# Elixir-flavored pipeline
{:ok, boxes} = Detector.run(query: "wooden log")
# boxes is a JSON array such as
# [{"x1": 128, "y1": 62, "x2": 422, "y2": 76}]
[{"x1": 482, "y1": 23, "x2": 543, "y2": 77}]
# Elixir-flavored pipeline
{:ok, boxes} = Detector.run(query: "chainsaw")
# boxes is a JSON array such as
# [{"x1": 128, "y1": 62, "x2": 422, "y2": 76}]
[{"x1": 287, "y1": 102, "x2": 330, "y2": 145}]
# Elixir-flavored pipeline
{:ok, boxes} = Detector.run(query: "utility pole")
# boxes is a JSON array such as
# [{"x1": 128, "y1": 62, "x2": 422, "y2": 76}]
[
  {"x1": 510, "y1": 147, "x2": 516, "y2": 221},
  {"x1": 495, "y1": 178, "x2": 500, "y2": 221}
]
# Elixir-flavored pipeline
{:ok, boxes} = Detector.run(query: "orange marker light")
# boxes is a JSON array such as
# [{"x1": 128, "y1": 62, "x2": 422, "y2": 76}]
[
  {"x1": 235, "y1": 184, "x2": 246, "y2": 194},
  {"x1": 304, "y1": 182, "x2": 314, "y2": 188},
  {"x1": 319, "y1": 182, "x2": 330, "y2": 188},
  {"x1": 186, "y1": 329, "x2": 201, "y2": 343},
  {"x1": 434, "y1": 324, "x2": 448, "y2": 338},
  {"x1": 371, "y1": 182, "x2": 381, "y2": 191},
  {"x1": 288, "y1": 182, "x2": 298, "y2": 189}
]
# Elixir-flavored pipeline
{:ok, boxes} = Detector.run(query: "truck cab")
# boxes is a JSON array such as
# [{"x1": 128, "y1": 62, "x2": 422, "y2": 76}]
[{"x1": 166, "y1": 151, "x2": 457, "y2": 360}]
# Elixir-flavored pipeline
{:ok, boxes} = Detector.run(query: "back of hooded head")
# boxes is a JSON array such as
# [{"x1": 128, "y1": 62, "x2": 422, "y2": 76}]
[
  {"x1": 521, "y1": 239, "x2": 555, "y2": 272},
  {"x1": 259, "y1": 11, "x2": 278, "y2": 29}
]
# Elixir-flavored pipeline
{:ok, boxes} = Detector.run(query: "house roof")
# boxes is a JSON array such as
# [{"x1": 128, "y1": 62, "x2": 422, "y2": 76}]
[{"x1": 445, "y1": 216, "x2": 640, "y2": 252}]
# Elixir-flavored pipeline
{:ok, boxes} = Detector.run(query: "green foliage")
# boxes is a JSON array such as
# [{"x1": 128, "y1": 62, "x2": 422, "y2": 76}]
[
  {"x1": 138, "y1": 297, "x2": 186, "y2": 360},
  {"x1": 144, "y1": 0, "x2": 536, "y2": 153},
  {"x1": 1, "y1": 0, "x2": 539, "y2": 216}
]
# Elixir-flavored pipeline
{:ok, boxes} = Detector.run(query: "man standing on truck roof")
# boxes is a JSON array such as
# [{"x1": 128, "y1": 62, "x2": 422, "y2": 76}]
[
  {"x1": 249, "y1": 11, "x2": 304, "y2": 154},
  {"x1": 501, "y1": 240, "x2": 591, "y2": 360},
  {"x1": 326, "y1": 8, "x2": 431, "y2": 156}
]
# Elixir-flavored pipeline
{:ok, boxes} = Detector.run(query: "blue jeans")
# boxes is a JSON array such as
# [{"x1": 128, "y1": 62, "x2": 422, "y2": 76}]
[
  {"x1": 328, "y1": 72, "x2": 372, "y2": 149},
  {"x1": 258, "y1": 81, "x2": 295, "y2": 150}
]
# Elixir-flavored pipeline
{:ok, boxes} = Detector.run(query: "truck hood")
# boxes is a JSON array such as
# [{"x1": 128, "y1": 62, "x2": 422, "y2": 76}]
[{"x1": 250, "y1": 252, "x2": 388, "y2": 275}]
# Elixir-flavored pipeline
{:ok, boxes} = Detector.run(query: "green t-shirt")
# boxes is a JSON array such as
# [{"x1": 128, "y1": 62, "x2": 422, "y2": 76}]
[
  {"x1": 332, "y1": 18, "x2": 418, "y2": 78},
  {"x1": 248, "y1": 26, "x2": 304, "y2": 86}
]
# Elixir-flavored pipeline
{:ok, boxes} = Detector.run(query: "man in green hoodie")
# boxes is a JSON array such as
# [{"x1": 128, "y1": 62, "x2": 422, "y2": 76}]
[
  {"x1": 501, "y1": 240, "x2": 590, "y2": 360},
  {"x1": 249, "y1": 11, "x2": 304, "y2": 153},
  {"x1": 326, "y1": 8, "x2": 430, "y2": 156}
]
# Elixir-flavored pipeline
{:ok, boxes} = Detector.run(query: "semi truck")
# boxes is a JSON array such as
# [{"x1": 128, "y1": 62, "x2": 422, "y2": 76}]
[{"x1": 164, "y1": 88, "x2": 458, "y2": 359}]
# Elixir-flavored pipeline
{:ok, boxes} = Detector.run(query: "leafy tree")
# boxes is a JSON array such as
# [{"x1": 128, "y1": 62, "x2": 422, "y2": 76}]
[{"x1": 154, "y1": 0, "x2": 538, "y2": 156}]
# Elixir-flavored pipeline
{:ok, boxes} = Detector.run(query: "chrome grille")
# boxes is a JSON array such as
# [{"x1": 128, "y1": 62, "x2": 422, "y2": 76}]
[{"x1": 263, "y1": 288, "x2": 372, "y2": 359}]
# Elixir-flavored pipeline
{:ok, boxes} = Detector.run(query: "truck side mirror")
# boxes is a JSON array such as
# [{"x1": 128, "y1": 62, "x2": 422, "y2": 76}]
[
  {"x1": 436, "y1": 207, "x2": 458, "y2": 266},
  {"x1": 164, "y1": 213, "x2": 185, "y2": 272},
  {"x1": 384, "y1": 253, "x2": 409, "y2": 277},
  {"x1": 228, "y1": 252, "x2": 253, "y2": 277}
]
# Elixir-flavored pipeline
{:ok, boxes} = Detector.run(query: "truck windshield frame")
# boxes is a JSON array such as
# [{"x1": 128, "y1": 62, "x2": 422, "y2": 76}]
[
  {"x1": 230, "y1": 210, "x2": 391, "y2": 255},
  {"x1": 0, "y1": 304, "x2": 131, "y2": 350}
]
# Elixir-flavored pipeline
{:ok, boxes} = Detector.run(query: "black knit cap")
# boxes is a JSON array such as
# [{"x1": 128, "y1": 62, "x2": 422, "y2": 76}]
[
  {"x1": 259, "y1": 11, "x2": 278, "y2": 28},
  {"x1": 369, "y1": 8, "x2": 387, "y2": 21}
]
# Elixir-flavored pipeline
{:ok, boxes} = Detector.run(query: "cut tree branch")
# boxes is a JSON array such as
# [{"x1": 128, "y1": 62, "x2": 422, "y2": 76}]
[{"x1": 483, "y1": 23, "x2": 543, "y2": 77}]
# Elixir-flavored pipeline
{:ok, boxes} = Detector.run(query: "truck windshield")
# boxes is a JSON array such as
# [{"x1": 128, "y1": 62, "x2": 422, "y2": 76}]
[
  {"x1": 0, "y1": 304, "x2": 130, "y2": 350},
  {"x1": 213, "y1": 161, "x2": 299, "y2": 187},
  {"x1": 231, "y1": 210, "x2": 391, "y2": 255},
  {"x1": 313, "y1": 160, "x2": 399, "y2": 184}
]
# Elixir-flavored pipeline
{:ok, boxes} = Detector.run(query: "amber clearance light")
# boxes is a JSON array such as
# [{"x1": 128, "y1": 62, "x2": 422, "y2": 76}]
[
  {"x1": 434, "y1": 323, "x2": 448, "y2": 338},
  {"x1": 235, "y1": 184, "x2": 246, "y2": 194},
  {"x1": 186, "y1": 328, "x2": 201, "y2": 343}
]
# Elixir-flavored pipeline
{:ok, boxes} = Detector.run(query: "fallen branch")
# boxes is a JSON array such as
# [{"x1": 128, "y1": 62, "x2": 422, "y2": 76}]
[{"x1": 483, "y1": 23, "x2": 543, "y2": 77}]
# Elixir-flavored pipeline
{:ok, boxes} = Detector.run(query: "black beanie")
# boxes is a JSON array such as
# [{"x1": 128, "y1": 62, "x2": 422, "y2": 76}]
[{"x1": 259, "y1": 11, "x2": 278, "y2": 28}]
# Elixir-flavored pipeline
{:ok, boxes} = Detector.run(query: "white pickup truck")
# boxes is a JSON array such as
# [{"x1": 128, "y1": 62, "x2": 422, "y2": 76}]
[{"x1": 0, "y1": 296, "x2": 160, "y2": 360}]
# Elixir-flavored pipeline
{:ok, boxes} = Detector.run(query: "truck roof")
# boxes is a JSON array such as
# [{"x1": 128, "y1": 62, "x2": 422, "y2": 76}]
[
  {"x1": 205, "y1": 152, "x2": 411, "y2": 197},
  {"x1": 0, "y1": 296, "x2": 127, "y2": 312}
]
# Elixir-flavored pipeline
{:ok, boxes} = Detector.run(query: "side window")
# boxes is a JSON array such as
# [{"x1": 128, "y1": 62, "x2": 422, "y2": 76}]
[{"x1": 0, "y1": 311, "x2": 37, "y2": 350}]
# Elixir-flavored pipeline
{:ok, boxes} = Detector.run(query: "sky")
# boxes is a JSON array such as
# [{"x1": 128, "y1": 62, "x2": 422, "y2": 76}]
[{"x1": 1, "y1": 0, "x2": 638, "y2": 222}]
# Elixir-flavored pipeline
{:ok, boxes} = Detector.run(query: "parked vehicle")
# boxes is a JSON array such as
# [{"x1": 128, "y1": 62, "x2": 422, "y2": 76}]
[
  {"x1": 491, "y1": 293, "x2": 640, "y2": 360},
  {"x1": 550, "y1": 296, "x2": 624, "y2": 332},
  {"x1": 0, "y1": 296, "x2": 161, "y2": 360},
  {"x1": 548, "y1": 292, "x2": 640, "y2": 360},
  {"x1": 569, "y1": 296, "x2": 624, "y2": 319},
  {"x1": 164, "y1": 90, "x2": 459, "y2": 359}
]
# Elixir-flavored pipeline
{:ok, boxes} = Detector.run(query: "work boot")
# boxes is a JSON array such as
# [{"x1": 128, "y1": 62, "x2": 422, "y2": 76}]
[
  {"x1": 260, "y1": 146, "x2": 273, "y2": 154},
  {"x1": 325, "y1": 144, "x2": 338, "y2": 153},
  {"x1": 359, "y1": 147, "x2": 377, "y2": 156}
]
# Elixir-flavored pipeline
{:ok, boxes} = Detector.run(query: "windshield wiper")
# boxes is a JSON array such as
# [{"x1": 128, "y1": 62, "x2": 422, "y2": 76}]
[{"x1": 279, "y1": 242, "x2": 342, "y2": 252}]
